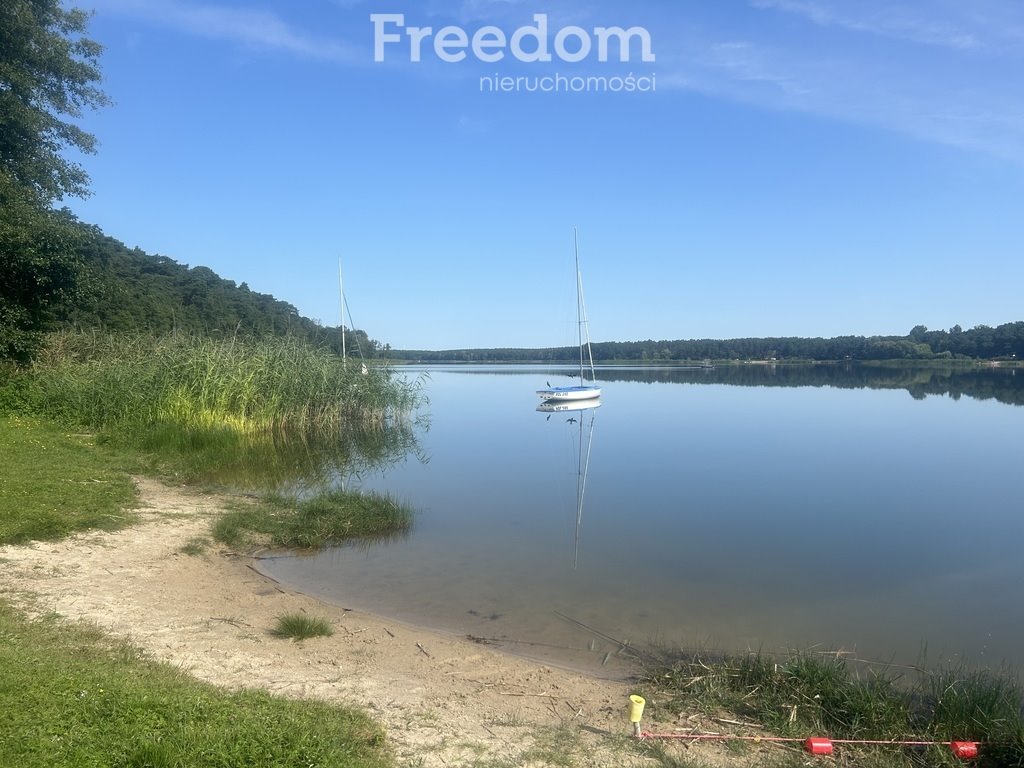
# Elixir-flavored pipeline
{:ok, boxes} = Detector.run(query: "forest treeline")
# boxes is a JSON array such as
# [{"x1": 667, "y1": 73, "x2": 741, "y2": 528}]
[
  {"x1": 59, "y1": 220, "x2": 382, "y2": 358},
  {"x1": 392, "y1": 322, "x2": 1024, "y2": 363}
]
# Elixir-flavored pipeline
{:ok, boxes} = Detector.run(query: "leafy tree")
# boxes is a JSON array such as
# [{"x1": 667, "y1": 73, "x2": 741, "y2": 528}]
[
  {"x1": 0, "y1": 186, "x2": 92, "y2": 362},
  {"x1": 0, "y1": 1, "x2": 109, "y2": 362}
]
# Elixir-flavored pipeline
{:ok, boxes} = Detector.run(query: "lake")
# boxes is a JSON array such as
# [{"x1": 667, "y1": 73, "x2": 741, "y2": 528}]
[{"x1": 258, "y1": 363, "x2": 1024, "y2": 677}]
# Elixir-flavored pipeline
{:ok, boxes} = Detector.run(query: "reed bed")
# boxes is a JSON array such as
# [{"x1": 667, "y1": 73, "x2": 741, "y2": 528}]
[{"x1": 14, "y1": 332, "x2": 423, "y2": 439}]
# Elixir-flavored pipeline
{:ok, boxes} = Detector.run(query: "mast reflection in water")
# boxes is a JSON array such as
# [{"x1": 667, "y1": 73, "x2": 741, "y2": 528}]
[{"x1": 537, "y1": 398, "x2": 600, "y2": 569}]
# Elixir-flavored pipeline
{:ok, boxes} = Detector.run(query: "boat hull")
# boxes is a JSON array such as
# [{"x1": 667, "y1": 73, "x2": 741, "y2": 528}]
[{"x1": 536, "y1": 385, "x2": 602, "y2": 402}]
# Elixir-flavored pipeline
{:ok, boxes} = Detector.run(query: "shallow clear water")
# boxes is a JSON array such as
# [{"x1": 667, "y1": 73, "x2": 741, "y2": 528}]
[{"x1": 259, "y1": 365, "x2": 1024, "y2": 676}]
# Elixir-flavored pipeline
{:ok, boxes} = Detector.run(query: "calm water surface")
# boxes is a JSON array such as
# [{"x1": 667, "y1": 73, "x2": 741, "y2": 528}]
[{"x1": 259, "y1": 365, "x2": 1024, "y2": 676}]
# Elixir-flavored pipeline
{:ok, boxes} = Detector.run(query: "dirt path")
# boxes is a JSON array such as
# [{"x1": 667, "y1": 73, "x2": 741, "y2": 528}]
[{"x1": 0, "y1": 478, "x2": 765, "y2": 767}]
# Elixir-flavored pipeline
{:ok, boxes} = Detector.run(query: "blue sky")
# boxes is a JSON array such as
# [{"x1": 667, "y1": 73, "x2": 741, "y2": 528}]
[{"x1": 66, "y1": 0, "x2": 1024, "y2": 350}]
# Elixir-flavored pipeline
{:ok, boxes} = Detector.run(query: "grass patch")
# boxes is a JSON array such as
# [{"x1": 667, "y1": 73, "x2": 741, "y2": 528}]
[
  {"x1": 212, "y1": 488, "x2": 412, "y2": 550},
  {"x1": 271, "y1": 612, "x2": 334, "y2": 641},
  {"x1": 641, "y1": 648, "x2": 1024, "y2": 766},
  {"x1": 178, "y1": 536, "x2": 211, "y2": 556},
  {"x1": 519, "y1": 723, "x2": 601, "y2": 768},
  {"x1": 486, "y1": 711, "x2": 528, "y2": 728},
  {"x1": 0, "y1": 415, "x2": 138, "y2": 545},
  {"x1": 0, "y1": 601, "x2": 391, "y2": 768}
]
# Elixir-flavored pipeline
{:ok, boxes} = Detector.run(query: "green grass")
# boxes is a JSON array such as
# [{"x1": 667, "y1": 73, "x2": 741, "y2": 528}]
[
  {"x1": 212, "y1": 488, "x2": 413, "y2": 550},
  {"x1": 640, "y1": 648, "x2": 1024, "y2": 766},
  {"x1": 271, "y1": 613, "x2": 335, "y2": 641},
  {"x1": 0, "y1": 602, "x2": 391, "y2": 768},
  {"x1": 0, "y1": 415, "x2": 138, "y2": 545}
]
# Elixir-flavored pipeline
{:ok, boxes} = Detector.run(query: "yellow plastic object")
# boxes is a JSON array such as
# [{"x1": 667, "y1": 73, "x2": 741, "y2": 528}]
[{"x1": 628, "y1": 694, "x2": 646, "y2": 723}]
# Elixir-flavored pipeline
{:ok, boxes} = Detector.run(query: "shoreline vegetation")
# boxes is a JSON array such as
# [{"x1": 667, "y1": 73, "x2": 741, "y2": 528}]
[
  {"x1": 636, "y1": 647, "x2": 1024, "y2": 767},
  {"x1": 386, "y1": 321, "x2": 1024, "y2": 365},
  {"x1": 12, "y1": 331, "x2": 423, "y2": 436},
  {"x1": 2, "y1": 331, "x2": 1023, "y2": 766},
  {"x1": 391, "y1": 357, "x2": 1024, "y2": 367},
  {"x1": 0, "y1": 332, "x2": 427, "y2": 766}
]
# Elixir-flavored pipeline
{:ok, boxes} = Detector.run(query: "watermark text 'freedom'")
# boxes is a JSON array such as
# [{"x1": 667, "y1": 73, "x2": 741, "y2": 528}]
[{"x1": 372, "y1": 13, "x2": 656, "y2": 64}]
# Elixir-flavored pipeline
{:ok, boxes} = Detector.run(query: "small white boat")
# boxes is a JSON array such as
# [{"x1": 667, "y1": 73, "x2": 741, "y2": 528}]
[
  {"x1": 538, "y1": 228, "x2": 602, "y2": 403},
  {"x1": 537, "y1": 384, "x2": 602, "y2": 401}
]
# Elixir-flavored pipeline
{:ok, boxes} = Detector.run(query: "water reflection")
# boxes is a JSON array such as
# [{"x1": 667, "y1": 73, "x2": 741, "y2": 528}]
[
  {"x1": 180, "y1": 421, "x2": 423, "y2": 494},
  {"x1": 259, "y1": 365, "x2": 1024, "y2": 673},
  {"x1": 432, "y1": 363, "x2": 1024, "y2": 407},
  {"x1": 592, "y1": 363, "x2": 1024, "y2": 407},
  {"x1": 537, "y1": 398, "x2": 600, "y2": 568}
]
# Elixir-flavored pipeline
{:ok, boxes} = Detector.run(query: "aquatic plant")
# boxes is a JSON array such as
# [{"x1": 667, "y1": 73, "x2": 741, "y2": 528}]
[
  {"x1": 212, "y1": 488, "x2": 412, "y2": 550},
  {"x1": 10, "y1": 331, "x2": 424, "y2": 438}
]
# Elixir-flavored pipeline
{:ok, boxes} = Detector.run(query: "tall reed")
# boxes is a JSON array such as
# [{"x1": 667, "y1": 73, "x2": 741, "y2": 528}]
[{"x1": 14, "y1": 332, "x2": 424, "y2": 439}]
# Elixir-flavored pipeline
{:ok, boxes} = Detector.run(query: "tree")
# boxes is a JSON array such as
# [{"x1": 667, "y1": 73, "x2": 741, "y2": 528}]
[
  {"x1": 0, "y1": 0, "x2": 108, "y2": 362},
  {"x1": 0, "y1": 183, "x2": 92, "y2": 361}
]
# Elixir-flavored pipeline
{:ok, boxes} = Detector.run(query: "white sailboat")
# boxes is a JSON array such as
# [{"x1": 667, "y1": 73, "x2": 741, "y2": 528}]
[
  {"x1": 339, "y1": 259, "x2": 368, "y2": 375},
  {"x1": 537, "y1": 228, "x2": 602, "y2": 402}
]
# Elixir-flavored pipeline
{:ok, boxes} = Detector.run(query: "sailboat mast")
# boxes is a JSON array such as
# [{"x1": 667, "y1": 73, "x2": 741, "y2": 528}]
[
  {"x1": 574, "y1": 228, "x2": 584, "y2": 383},
  {"x1": 339, "y1": 258, "x2": 347, "y2": 367},
  {"x1": 573, "y1": 228, "x2": 597, "y2": 385}
]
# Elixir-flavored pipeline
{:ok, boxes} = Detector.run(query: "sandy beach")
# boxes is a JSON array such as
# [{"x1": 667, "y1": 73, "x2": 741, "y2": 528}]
[{"x1": 1, "y1": 477, "x2": 765, "y2": 767}]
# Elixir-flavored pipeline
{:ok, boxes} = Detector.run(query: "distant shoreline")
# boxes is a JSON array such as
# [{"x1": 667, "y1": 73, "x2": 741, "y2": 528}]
[{"x1": 388, "y1": 357, "x2": 1023, "y2": 367}]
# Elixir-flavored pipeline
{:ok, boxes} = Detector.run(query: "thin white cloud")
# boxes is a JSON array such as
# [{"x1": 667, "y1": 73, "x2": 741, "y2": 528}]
[
  {"x1": 750, "y1": 0, "x2": 996, "y2": 53},
  {"x1": 90, "y1": 0, "x2": 358, "y2": 63},
  {"x1": 654, "y1": 2, "x2": 1024, "y2": 164},
  {"x1": 703, "y1": 42, "x2": 813, "y2": 98}
]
